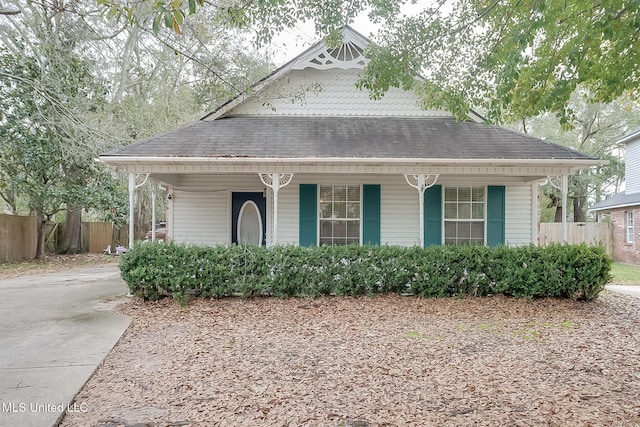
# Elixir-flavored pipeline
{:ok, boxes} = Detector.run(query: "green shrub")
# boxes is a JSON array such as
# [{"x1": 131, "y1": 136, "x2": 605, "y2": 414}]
[{"x1": 119, "y1": 242, "x2": 612, "y2": 304}]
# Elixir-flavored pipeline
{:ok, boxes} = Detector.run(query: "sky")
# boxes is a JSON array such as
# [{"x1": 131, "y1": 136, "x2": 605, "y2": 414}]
[{"x1": 267, "y1": 13, "x2": 383, "y2": 65}]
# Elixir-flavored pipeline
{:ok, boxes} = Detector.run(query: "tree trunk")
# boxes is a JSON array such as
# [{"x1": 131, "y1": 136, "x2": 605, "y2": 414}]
[
  {"x1": 59, "y1": 204, "x2": 83, "y2": 254},
  {"x1": 0, "y1": 190, "x2": 17, "y2": 214},
  {"x1": 547, "y1": 193, "x2": 563, "y2": 223},
  {"x1": 35, "y1": 212, "x2": 46, "y2": 259},
  {"x1": 554, "y1": 206, "x2": 563, "y2": 223}
]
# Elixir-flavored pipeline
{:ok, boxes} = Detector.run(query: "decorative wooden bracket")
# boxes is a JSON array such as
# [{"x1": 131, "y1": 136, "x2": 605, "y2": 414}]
[
  {"x1": 259, "y1": 173, "x2": 294, "y2": 245},
  {"x1": 404, "y1": 174, "x2": 439, "y2": 193},
  {"x1": 404, "y1": 174, "x2": 440, "y2": 247}
]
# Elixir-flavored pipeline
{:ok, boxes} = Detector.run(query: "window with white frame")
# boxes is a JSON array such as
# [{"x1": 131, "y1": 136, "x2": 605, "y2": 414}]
[
  {"x1": 444, "y1": 186, "x2": 485, "y2": 244},
  {"x1": 319, "y1": 185, "x2": 360, "y2": 245},
  {"x1": 626, "y1": 211, "x2": 634, "y2": 244}
]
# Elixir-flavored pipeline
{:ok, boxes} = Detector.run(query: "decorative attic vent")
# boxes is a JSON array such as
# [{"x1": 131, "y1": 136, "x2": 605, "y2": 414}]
[{"x1": 292, "y1": 39, "x2": 368, "y2": 70}]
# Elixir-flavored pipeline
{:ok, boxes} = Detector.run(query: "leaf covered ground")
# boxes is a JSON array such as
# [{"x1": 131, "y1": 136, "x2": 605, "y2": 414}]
[
  {"x1": 61, "y1": 292, "x2": 640, "y2": 426},
  {"x1": 0, "y1": 253, "x2": 118, "y2": 279}
]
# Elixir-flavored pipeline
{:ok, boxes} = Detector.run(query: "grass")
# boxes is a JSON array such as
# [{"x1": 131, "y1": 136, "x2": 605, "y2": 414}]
[{"x1": 610, "y1": 263, "x2": 640, "y2": 285}]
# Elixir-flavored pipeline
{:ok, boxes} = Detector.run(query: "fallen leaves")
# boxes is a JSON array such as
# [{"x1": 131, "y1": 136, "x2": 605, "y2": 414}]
[
  {"x1": 0, "y1": 253, "x2": 117, "y2": 279},
  {"x1": 61, "y1": 291, "x2": 640, "y2": 426}
]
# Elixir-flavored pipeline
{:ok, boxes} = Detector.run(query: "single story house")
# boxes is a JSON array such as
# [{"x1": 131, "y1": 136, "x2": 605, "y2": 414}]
[
  {"x1": 101, "y1": 26, "x2": 603, "y2": 249},
  {"x1": 591, "y1": 128, "x2": 640, "y2": 264}
]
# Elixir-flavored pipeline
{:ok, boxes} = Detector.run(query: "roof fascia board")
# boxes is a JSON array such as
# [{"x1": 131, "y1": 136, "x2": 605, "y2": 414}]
[
  {"x1": 618, "y1": 128, "x2": 640, "y2": 145},
  {"x1": 100, "y1": 156, "x2": 609, "y2": 166},
  {"x1": 101, "y1": 150, "x2": 603, "y2": 177},
  {"x1": 589, "y1": 202, "x2": 640, "y2": 212}
]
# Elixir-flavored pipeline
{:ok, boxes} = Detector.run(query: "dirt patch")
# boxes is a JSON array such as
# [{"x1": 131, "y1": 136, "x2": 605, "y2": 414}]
[{"x1": 61, "y1": 292, "x2": 640, "y2": 426}]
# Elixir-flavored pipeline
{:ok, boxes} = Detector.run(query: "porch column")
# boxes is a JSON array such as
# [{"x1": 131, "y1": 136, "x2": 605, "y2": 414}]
[
  {"x1": 259, "y1": 173, "x2": 294, "y2": 246},
  {"x1": 128, "y1": 173, "x2": 150, "y2": 248},
  {"x1": 561, "y1": 174, "x2": 568, "y2": 243},
  {"x1": 404, "y1": 174, "x2": 440, "y2": 247},
  {"x1": 151, "y1": 183, "x2": 156, "y2": 242},
  {"x1": 128, "y1": 173, "x2": 135, "y2": 248},
  {"x1": 548, "y1": 175, "x2": 569, "y2": 244}
]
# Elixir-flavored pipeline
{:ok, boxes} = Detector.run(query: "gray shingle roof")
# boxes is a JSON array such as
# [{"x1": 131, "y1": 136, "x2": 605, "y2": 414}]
[
  {"x1": 590, "y1": 191, "x2": 640, "y2": 212},
  {"x1": 103, "y1": 116, "x2": 597, "y2": 161}
]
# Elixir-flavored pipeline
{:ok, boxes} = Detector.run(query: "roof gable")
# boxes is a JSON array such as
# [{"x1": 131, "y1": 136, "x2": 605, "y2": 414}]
[
  {"x1": 204, "y1": 25, "x2": 462, "y2": 121},
  {"x1": 226, "y1": 68, "x2": 454, "y2": 117}
]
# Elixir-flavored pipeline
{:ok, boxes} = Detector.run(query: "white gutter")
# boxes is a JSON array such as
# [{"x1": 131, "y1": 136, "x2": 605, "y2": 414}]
[
  {"x1": 589, "y1": 201, "x2": 640, "y2": 212},
  {"x1": 100, "y1": 156, "x2": 606, "y2": 167},
  {"x1": 618, "y1": 127, "x2": 640, "y2": 145}
]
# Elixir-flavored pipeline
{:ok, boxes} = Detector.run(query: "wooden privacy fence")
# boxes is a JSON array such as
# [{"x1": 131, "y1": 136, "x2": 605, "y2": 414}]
[
  {"x1": 1, "y1": 215, "x2": 130, "y2": 261},
  {"x1": 539, "y1": 222, "x2": 613, "y2": 255},
  {"x1": 47, "y1": 222, "x2": 129, "y2": 254},
  {"x1": 0, "y1": 214, "x2": 37, "y2": 262}
]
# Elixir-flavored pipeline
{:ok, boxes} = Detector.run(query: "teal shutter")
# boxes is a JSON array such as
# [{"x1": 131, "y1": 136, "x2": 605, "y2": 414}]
[
  {"x1": 362, "y1": 184, "x2": 381, "y2": 245},
  {"x1": 299, "y1": 184, "x2": 317, "y2": 246},
  {"x1": 487, "y1": 185, "x2": 506, "y2": 246},
  {"x1": 424, "y1": 185, "x2": 442, "y2": 247}
]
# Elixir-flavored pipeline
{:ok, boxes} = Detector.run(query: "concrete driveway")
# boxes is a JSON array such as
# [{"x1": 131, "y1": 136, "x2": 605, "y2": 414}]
[
  {"x1": 0, "y1": 264, "x2": 130, "y2": 427},
  {"x1": 606, "y1": 284, "x2": 640, "y2": 298}
]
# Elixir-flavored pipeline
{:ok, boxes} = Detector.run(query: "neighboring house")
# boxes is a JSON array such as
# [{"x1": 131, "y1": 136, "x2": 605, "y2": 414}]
[
  {"x1": 591, "y1": 128, "x2": 640, "y2": 264},
  {"x1": 101, "y1": 26, "x2": 602, "y2": 249}
]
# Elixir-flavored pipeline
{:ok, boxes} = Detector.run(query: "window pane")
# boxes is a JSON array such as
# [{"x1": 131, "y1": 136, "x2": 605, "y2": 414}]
[
  {"x1": 458, "y1": 187, "x2": 471, "y2": 202},
  {"x1": 334, "y1": 186, "x2": 347, "y2": 201},
  {"x1": 347, "y1": 202, "x2": 360, "y2": 218},
  {"x1": 457, "y1": 222, "x2": 471, "y2": 240},
  {"x1": 445, "y1": 187, "x2": 457, "y2": 202},
  {"x1": 320, "y1": 221, "x2": 332, "y2": 238},
  {"x1": 459, "y1": 203, "x2": 471, "y2": 219},
  {"x1": 347, "y1": 221, "x2": 360, "y2": 238},
  {"x1": 319, "y1": 186, "x2": 333, "y2": 203},
  {"x1": 472, "y1": 187, "x2": 484, "y2": 201},
  {"x1": 320, "y1": 202, "x2": 332, "y2": 219},
  {"x1": 444, "y1": 222, "x2": 456, "y2": 240},
  {"x1": 445, "y1": 202, "x2": 457, "y2": 219},
  {"x1": 471, "y1": 222, "x2": 484, "y2": 239},
  {"x1": 472, "y1": 203, "x2": 484, "y2": 219},
  {"x1": 320, "y1": 238, "x2": 332, "y2": 246},
  {"x1": 347, "y1": 186, "x2": 360, "y2": 201},
  {"x1": 333, "y1": 202, "x2": 346, "y2": 218},
  {"x1": 334, "y1": 221, "x2": 347, "y2": 238},
  {"x1": 334, "y1": 237, "x2": 348, "y2": 246}
]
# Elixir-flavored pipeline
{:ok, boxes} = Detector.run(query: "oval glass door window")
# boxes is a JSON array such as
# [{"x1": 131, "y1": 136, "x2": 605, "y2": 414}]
[{"x1": 237, "y1": 200, "x2": 263, "y2": 246}]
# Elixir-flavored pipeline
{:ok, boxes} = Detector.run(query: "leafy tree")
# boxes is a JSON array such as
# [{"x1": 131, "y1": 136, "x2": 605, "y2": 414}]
[
  {"x1": 0, "y1": 47, "x2": 121, "y2": 256},
  {"x1": 102, "y1": 0, "x2": 639, "y2": 124},
  {"x1": 515, "y1": 90, "x2": 639, "y2": 222},
  {"x1": 1, "y1": 0, "x2": 272, "y2": 255},
  {"x1": 0, "y1": 0, "x2": 131, "y2": 255}
]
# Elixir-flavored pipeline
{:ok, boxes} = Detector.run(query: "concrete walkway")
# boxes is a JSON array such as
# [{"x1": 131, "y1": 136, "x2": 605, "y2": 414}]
[
  {"x1": 0, "y1": 264, "x2": 130, "y2": 427},
  {"x1": 605, "y1": 284, "x2": 640, "y2": 298}
]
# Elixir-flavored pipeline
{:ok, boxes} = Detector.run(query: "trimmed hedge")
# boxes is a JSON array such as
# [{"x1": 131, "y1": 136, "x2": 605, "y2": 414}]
[{"x1": 119, "y1": 242, "x2": 612, "y2": 304}]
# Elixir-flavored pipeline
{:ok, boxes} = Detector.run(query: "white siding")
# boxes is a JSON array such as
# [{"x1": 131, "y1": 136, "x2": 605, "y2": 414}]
[
  {"x1": 505, "y1": 185, "x2": 533, "y2": 245},
  {"x1": 277, "y1": 183, "x2": 299, "y2": 245},
  {"x1": 626, "y1": 140, "x2": 640, "y2": 195},
  {"x1": 282, "y1": 174, "x2": 421, "y2": 246},
  {"x1": 228, "y1": 69, "x2": 452, "y2": 118},
  {"x1": 171, "y1": 175, "x2": 265, "y2": 246},
  {"x1": 380, "y1": 177, "x2": 421, "y2": 246},
  {"x1": 170, "y1": 174, "x2": 535, "y2": 247}
]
